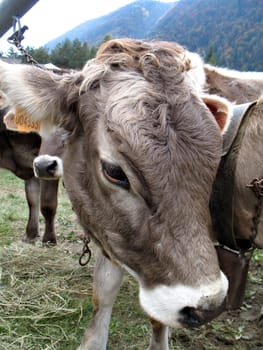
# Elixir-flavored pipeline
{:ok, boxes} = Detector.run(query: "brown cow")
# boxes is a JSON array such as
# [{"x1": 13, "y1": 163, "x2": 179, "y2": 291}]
[
  {"x1": 0, "y1": 39, "x2": 231, "y2": 350},
  {"x1": 0, "y1": 106, "x2": 63, "y2": 244},
  {"x1": 205, "y1": 63, "x2": 263, "y2": 104},
  {"x1": 203, "y1": 64, "x2": 263, "y2": 248},
  {"x1": 201, "y1": 63, "x2": 263, "y2": 311}
]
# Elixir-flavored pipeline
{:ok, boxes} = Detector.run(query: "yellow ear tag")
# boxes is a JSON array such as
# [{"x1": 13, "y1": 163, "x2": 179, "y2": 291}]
[{"x1": 4, "y1": 107, "x2": 40, "y2": 133}]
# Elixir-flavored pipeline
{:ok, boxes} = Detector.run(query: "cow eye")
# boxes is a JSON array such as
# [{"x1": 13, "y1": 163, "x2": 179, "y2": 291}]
[{"x1": 101, "y1": 160, "x2": 130, "y2": 190}]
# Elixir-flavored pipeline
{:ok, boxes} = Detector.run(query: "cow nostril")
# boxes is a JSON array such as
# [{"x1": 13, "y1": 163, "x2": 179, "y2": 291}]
[
  {"x1": 179, "y1": 302, "x2": 226, "y2": 328},
  {"x1": 34, "y1": 162, "x2": 42, "y2": 176},
  {"x1": 47, "y1": 160, "x2": 58, "y2": 174},
  {"x1": 179, "y1": 307, "x2": 202, "y2": 327}
]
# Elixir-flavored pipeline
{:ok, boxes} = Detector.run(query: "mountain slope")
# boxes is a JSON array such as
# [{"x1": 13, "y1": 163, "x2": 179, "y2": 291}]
[
  {"x1": 45, "y1": 0, "x2": 263, "y2": 71},
  {"x1": 150, "y1": 0, "x2": 263, "y2": 70},
  {"x1": 46, "y1": 1, "x2": 175, "y2": 50}
]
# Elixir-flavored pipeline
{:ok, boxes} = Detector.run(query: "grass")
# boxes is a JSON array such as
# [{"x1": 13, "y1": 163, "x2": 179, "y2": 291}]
[
  {"x1": 0, "y1": 242, "x2": 92, "y2": 350},
  {"x1": 0, "y1": 168, "x2": 262, "y2": 349},
  {"x1": 0, "y1": 172, "x2": 28, "y2": 245}
]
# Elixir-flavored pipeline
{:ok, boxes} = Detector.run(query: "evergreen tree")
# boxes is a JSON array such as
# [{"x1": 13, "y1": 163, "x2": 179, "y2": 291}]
[
  {"x1": 50, "y1": 39, "x2": 72, "y2": 68},
  {"x1": 31, "y1": 46, "x2": 50, "y2": 64},
  {"x1": 7, "y1": 46, "x2": 19, "y2": 58},
  {"x1": 88, "y1": 46, "x2": 97, "y2": 60},
  {"x1": 69, "y1": 39, "x2": 90, "y2": 69},
  {"x1": 206, "y1": 46, "x2": 216, "y2": 65},
  {"x1": 103, "y1": 34, "x2": 112, "y2": 43},
  {"x1": 20, "y1": 46, "x2": 50, "y2": 64},
  {"x1": 49, "y1": 38, "x2": 97, "y2": 69}
]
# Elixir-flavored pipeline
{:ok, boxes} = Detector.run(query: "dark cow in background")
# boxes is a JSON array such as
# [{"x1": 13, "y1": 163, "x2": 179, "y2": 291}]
[{"x1": 0, "y1": 106, "x2": 63, "y2": 244}]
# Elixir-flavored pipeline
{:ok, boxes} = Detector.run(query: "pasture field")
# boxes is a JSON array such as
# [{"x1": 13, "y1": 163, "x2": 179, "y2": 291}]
[{"x1": 0, "y1": 168, "x2": 262, "y2": 350}]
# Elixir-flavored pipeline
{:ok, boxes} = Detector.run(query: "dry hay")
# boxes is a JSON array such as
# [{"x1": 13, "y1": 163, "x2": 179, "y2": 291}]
[
  {"x1": 0, "y1": 240, "x2": 262, "y2": 350},
  {"x1": 0, "y1": 241, "x2": 93, "y2": 350}
]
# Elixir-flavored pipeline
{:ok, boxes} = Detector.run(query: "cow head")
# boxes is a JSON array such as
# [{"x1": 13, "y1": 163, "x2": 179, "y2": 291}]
[{"x1": 0, "y1": 39, "x2": 230, "y2": 328}]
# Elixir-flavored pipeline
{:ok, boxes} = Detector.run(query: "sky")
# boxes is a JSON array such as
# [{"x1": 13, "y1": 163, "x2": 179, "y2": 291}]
[{"x1": 0, "y1": 0, "x2": 175, "y2": 53}]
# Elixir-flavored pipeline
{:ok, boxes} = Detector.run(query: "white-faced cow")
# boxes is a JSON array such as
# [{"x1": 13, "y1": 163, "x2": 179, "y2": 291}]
[
  {"x1": 34, "y1": 60, "x2": 263, "y2": 250},
  {"x1": 0, "y1": 39, "x2": 231, "y2": 350},
  {"x1": 0, "y1": 105, "x2": 63, "y2": 244},
  {"x1": 33, "y1": 57, "x2": 263, "y2": 312}
]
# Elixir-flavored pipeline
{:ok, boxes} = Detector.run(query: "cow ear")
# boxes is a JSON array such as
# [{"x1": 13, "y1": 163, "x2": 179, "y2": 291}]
[{"x1": 202, "y1": 94, "x2": 232, "y2": 134}]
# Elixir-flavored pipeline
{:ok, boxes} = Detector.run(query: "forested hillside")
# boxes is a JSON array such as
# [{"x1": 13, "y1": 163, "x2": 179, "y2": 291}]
[
  {"x1": 46, "y1": 1, "x2": 174, "y2": 51},
  {"x1": 151, "y1": 0, "x2": 263, "y2": 70},
  {"x1": 5, "y1": 0, "x2": 261, "y2": 71}
]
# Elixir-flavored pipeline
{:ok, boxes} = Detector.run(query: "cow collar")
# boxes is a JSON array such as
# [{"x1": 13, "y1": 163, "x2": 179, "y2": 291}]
[
  {"x1": 222, "y1": 102, "x2": 255, "y2": 156},
  {"x1": 210, "y1": 100, "x2": 261, "y2": 252}
]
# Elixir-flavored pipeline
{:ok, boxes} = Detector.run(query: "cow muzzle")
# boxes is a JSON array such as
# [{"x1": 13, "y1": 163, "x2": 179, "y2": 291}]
[
  {"x1": 33, "y1": 155, "x2": 63, "y2": 180},
  {"x1": 179, "y1": 302, "x2": 225, "y2": 328},
  {"x1": 139, "y1": 271, "x2": 228, "y2": 328}
]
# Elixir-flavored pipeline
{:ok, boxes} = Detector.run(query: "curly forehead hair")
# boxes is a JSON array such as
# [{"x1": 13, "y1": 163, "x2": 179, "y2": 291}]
[{"x1": 96, "y1": 38, "x2": 191, "y2": 74}]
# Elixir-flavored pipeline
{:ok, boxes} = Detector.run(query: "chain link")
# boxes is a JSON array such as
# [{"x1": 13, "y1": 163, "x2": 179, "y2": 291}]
[
  {"x1": 7, "y1": 16, "x2": 42, "y2": 68},
  {"x1": 79, "y1": 236, "x2": 92, "y2": 266},
  {"x1": 246, "y1": 177, "x2": 263, "y2": 246},
  {"x1": 247, "y1": 177, "x2": 263, "y2": 199}
]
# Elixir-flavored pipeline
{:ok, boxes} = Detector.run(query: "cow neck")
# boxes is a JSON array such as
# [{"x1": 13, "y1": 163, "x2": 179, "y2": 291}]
[{"x1": 210, "y1": 100, "x2": 261, "y2": 252}]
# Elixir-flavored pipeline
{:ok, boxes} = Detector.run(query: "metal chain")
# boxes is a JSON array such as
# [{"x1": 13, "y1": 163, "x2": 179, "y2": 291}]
[
  {"x1": 79, "y1": 236, "x2": 92, "y2": 266},
  {"x1": 7, "y1": 16, "x2": 42, "y2": 68},
  {"x1": 246, "y1": 177, "x2": 263, "y2": 247},
  {"x1": 247, "y1": 177, "x2": 263, "y2": 199}
]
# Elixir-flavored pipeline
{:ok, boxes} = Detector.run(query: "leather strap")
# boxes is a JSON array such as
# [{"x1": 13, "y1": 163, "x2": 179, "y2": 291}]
[
  {"x1": 210, "y1": 100, "x2": 258, "y2": 251},
  {"x1": 222, "y1": 103, "x2": 254, "y2": 155}
]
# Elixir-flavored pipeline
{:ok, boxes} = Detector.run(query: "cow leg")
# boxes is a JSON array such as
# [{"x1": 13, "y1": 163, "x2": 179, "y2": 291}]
[
  {"x1": 148, "y1": 319, "x2": 169, "y2": 350},
  {"x1": 78, "y1": 248, "x2": 124, "y2": 350},
  {"x1": 24, "y1": 177, "x2": 40, "y2": 243},
  {"x1": 40, "y1": 179, "x2": 59, "y2": 244}
]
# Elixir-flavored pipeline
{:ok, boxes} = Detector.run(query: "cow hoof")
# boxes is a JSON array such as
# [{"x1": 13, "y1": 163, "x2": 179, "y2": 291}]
[
  {"x1": 22, "y1": 235, "x2": 40, "y2": 244},
  {"x1": 42, "y1": 233, "x2": 57, "y2": 245},
  {"x1": 42, "y1": 240, "x2": 57, "y2": 246}
]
